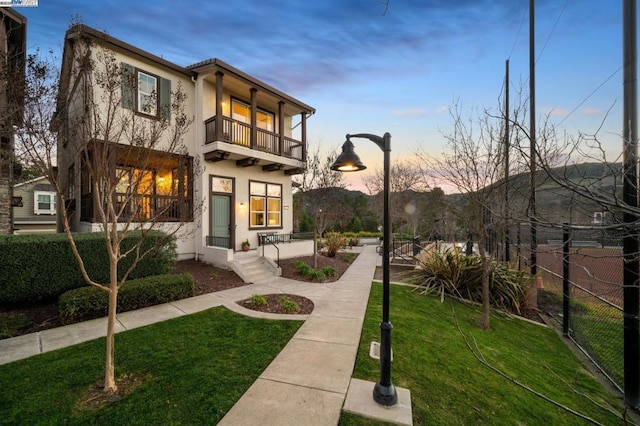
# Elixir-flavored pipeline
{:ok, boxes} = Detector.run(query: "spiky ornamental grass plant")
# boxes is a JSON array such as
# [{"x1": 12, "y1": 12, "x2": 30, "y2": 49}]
[{"x1": 406, "y1": 247, "x2": 532, "y2": 314}]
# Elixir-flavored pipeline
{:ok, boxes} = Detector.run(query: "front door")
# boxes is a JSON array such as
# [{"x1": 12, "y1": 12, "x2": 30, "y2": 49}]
[{"x1": 211, "y1": 194, "x2": 231, "y2": 248}]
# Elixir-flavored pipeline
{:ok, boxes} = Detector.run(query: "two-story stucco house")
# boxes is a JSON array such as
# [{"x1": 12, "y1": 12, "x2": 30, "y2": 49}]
[{"x1": 55, "y1": 24, "x2": 315, "y2": 272}]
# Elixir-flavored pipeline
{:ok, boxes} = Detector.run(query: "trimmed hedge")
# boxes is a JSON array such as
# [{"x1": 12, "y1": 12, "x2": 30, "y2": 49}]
[
  {"x1": 0, "y1": 231, "x2": 176, "y2": 305},
  {"x1": 58, "y1": 273, "x2": 194, "y2": 325}
]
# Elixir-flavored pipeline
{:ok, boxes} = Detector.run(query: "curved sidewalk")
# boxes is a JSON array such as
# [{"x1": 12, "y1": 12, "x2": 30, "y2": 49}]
[{"x1": 0, "y1": 246, "x2": 380, "y2": 425}]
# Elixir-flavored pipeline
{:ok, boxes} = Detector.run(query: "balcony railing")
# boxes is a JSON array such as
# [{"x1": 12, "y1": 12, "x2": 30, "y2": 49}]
[
  {"x1": 206, "y1": 235, "x2": 231, "y2": 249},
  {"x1": 115, "y1": 194, "x2": 193, "y2": 222},
  {"x1": 204, "y1": 116, "x2": 304, "y2": 161}
]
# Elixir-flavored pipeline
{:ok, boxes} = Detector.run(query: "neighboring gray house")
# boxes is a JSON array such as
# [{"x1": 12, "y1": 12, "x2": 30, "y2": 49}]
[{"x1": 12, "y1": 176, "x2": 57, "y2": 234}]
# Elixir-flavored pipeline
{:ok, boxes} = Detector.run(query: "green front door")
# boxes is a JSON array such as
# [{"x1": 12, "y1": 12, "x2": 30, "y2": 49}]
[{"x1": 211, "y1": 195, "x2": 231, "y2": 248}]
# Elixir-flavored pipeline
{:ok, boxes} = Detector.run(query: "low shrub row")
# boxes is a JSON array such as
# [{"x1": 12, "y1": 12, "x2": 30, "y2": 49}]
[
  {"x1": 294, "y1": 261, "x2": 337, "y2": 282},
  {"x1": 0, "y1": 231, "x2": 176, "y2": 305},
  {"x1": 58, "y1": 273, "x2": 194, "y2": 325}
]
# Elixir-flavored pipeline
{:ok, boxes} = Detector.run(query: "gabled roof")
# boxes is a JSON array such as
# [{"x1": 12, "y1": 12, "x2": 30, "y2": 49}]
[
  {"x1": 13, "y1": 175, "x2": 49, "y2": 188},
  {"x1": 57, "y1": 24, "x2": 314, "y2": 116},
  {"x1": 63, "y1": 24, "x2": 195, "y2": 78}
]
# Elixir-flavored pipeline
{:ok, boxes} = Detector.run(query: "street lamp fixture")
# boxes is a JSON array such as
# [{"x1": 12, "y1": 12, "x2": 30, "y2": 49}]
[{"x1": 331, "y1": 132, "x2": 397, "y2": 407}]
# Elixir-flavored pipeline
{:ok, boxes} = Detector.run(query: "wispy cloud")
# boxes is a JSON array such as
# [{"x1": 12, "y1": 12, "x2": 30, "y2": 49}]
[
  {"x1": 582, "y1": 107, "x2": 603, "y2": 116},
  {"x1": 392, "y1": 108, "x2": 428, "y2": 117},
  {"x1": 22, "y1": 0, "x2": 528, "y2": 96},
  {"x1": 549, "y1": 107, "x2": 570, "y2": 117}
]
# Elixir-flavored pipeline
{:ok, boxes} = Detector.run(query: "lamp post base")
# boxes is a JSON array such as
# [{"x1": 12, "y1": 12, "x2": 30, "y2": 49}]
[{"x1": 373, "y1": 381, "x2": 398, "y2": 406}]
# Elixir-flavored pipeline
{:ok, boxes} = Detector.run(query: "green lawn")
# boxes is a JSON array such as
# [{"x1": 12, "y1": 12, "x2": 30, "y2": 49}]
[
  {"x1": 0, "y1": 307, "x2": 302, "y2": 425},
  {"x1": 341, "y1": 283, "x2": 627, "y2": 425}
]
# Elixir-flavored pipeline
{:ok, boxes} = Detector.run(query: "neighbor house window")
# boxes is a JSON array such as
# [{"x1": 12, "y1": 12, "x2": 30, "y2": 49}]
[
  {"x1": 34, "y1": 191, "x2": 56, "y2": 215},
  {"x1": 249, "y1": 181, "x2": 281, "y2": 228}
]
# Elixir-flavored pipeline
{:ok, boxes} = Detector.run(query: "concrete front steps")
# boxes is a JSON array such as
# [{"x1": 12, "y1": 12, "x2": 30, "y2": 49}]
[{"x1": 229, "y1": 251, "x2": 281, "y2": 283}]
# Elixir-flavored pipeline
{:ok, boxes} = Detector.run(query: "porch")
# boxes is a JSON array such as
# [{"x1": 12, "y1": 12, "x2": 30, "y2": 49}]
[{"x1": 201, "y1": 233, "x2": 314, "y2": 272}]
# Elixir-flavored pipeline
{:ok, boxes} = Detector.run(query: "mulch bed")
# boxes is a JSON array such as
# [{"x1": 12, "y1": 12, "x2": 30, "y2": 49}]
[
  {"x1": 238, "y1": 294, "x2": 314, "y2": 315},
  {"x1": 1, "y1": 252, "x2": 359, "y2": 338}
]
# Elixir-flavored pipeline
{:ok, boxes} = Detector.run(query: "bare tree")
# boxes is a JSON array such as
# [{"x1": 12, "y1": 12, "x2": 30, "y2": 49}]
[
  {"x1": 363, "y1": 160, "x2": 431, "y2": 236},
  {"x1": 9, "y1": 27, "x2": 195, "y2": 394},
  {"x1": 293, "y1": 145, "x2": 354, "y2": 267},
  {"x1": 415, "y1": 102, "x2": 522, "y2": 329}
]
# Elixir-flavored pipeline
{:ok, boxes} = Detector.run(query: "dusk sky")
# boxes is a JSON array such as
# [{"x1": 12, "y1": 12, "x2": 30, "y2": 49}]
[{"x1": 17, "y1": 1, "x2": 626, "y2": 192}]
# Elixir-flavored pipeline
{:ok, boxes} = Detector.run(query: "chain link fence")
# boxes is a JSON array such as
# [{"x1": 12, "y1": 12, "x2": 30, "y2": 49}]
[{"x1": 515, "y1": 223, "x2": 625, "y2": 392}]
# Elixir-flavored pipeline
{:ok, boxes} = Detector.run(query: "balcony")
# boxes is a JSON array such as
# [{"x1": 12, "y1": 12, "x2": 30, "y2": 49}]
[{"x1": 203, "y1": 116, "x2": 306, "y2": 174}]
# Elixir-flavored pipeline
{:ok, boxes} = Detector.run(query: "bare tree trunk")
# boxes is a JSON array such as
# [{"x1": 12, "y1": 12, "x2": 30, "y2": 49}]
[
  {"x1": 104, "y1": 262, "x2": 119, "y2": 393},
  {"x1": 478, "y1": 241, "x2": 491, "y2": 330},
  {"x1": 313, "y1": 229, "x2": 318, "y2": 269}
]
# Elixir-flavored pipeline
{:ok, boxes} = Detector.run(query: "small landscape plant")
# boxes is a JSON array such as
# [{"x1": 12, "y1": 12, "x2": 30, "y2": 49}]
[
  {"x1": 278, "y1": 295, "x2": 300, "y2": 313},
  {"x1": 0, "y1": 313, "x2": 31, "y2": 339},
  {"x1": 294, "y1": 260, "x2": 332, "y2": 282},
  {"x1": 343, "y1": 252, "x2": 356, "y2": 263},
  {"x1": 321, "y1": 266, "x2": 337, "y2": 277},
  {"x1": 249, "y1": 294, "x2": 267, "y2": 305},
  {"x1": 324, "y1": 232, "x2": 347, "y2": 257}
]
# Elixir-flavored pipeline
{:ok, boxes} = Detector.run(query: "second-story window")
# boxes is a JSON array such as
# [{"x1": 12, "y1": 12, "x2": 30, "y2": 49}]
[
  {"x1": 231, "y1": 98, "x2": 275, "y2": 131},
  {"x1": 137, "y1": 71, "x2": 157, "y2": 115},
  {"x1": 120, "y1": 62, "x2": 171, "y2": 119}
]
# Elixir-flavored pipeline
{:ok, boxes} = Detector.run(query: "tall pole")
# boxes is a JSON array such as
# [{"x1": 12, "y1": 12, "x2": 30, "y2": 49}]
[
  {"x1": 505, "y1": 59, "x2": 511, "y2": 262},
  {"x1": 623, "y1": 0, "x2": 640, "y2": 410},
  {"x1": 529, "y1": 0, "x2": 537, "y2": 277},
  {"x1": 332, "y1": 133, "x2": 397, "y2": 406},
  {"x1": 374, "y1": 132, "x2": 396, "y2": 406}
]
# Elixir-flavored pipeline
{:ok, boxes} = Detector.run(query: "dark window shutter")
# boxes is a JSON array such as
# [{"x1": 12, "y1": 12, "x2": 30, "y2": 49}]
[
  {"x1": 159, "y1": 77, "x2": 171, "y2": 119},
  {"x1": 121, "y1": 62, "x2": 135, "y2": 110}
]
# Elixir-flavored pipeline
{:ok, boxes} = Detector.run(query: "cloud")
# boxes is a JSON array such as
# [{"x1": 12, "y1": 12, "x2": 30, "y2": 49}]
[
  {"x1": 22, "y1": 0, "x2": 534, "y2": 101},
  {"x1": 392, "y1": 108, "x2": 428, "y2": 117},
  {"x1": 581, "y1": 108, "x2": 602, "y2": 116},
  {"x1": 549, "y1": 108, "x2": 570, "y2": 117}
]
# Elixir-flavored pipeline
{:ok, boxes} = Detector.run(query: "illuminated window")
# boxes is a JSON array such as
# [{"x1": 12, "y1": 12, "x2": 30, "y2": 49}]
[
  {"x1": 81, "y1": 144, "x2": 194, "y2": 223},
  {"x1": 231, "y1": 99, "x2": 274, "y2": 131},
  {"x1": 249, "y1": 181, "x2": 281, "y2": 228}
]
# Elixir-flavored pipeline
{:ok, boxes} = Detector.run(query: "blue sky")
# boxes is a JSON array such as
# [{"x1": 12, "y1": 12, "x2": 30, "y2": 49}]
[{"x1": 17, "y1": 0, "x2": 625, "y2": 192}]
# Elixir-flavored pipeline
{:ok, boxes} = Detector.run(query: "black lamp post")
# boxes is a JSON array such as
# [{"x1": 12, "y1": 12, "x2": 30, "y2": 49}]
[{"x1": 331, "y1": 132, "x2": 397, "y2": 406}]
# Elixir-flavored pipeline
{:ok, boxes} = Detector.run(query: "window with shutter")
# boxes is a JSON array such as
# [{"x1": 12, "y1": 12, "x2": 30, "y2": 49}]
[{"x1": 120, "y1": 62, "x2": 171, "y2": 119}]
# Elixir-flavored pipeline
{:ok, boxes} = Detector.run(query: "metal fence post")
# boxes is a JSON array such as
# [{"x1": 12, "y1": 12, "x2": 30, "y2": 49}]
[{"x1": 562, "y1": 223, "x2": 571, "y2": 337}]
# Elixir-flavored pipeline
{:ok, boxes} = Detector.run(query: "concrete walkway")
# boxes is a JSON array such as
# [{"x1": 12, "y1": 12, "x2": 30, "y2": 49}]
[{"x1": 0, "y1": 245, "x2": 394, "y2": 425}]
